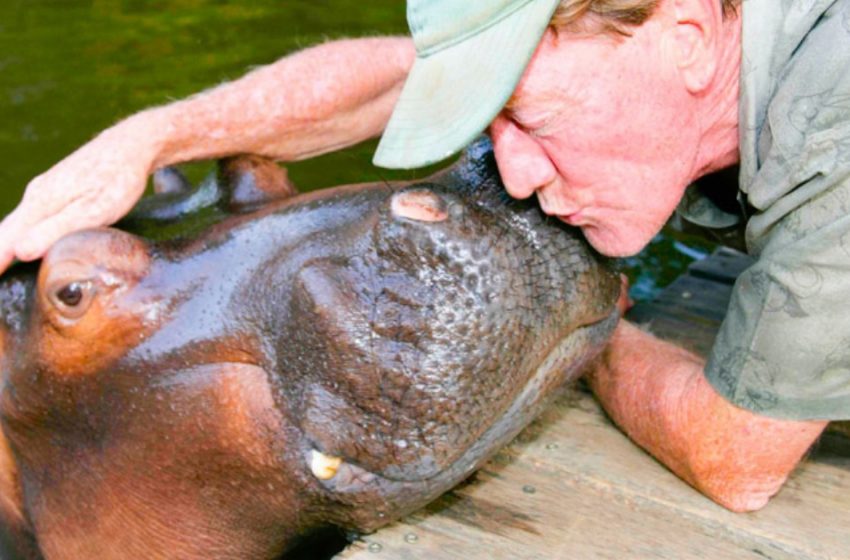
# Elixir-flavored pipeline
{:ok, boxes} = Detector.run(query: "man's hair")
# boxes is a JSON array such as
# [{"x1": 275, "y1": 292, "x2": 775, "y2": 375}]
[{"x1": 550, "y1": 0, "x2": 741, "y2": 35}]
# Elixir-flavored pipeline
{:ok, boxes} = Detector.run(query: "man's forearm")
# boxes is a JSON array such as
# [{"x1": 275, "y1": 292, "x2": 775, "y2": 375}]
[
  {"x1": 0, "y1": 36, "x2": 415, "y2": 277},
  {"x1": 588, "y1": 321, "x2": 827, "y2": 512},
  {"x1": 128, "y1": 37, "x2": 415, "y2": 169}
]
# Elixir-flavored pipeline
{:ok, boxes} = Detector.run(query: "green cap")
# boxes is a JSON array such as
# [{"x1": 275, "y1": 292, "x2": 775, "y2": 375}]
[{"x1": 373, "y1": 0, "x2": 562, "y2": 169}]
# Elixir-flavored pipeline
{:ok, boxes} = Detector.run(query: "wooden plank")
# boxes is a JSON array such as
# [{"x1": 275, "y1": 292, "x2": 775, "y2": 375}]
[
  {"x1": 519, "y1": 391, "x2": 850, "y2": 560},
  {"x1": 627, "y1": 251, "x2": 737, "y2": 356},
  {"x1": 625, "y1": 273, "x2": 731, "y2": 357},
  {"x1": 688, "y1": 247, "x2": 754, "y2": 285},
  {"x1": 337, "y1": 387, "x2": 850, "y2": 560},
  {"x1": 339, "y1": 468, "x2": 784, "y2": 560},
  {"x1": 649, "y1": 274, "x2": 734, "y2": 323}
]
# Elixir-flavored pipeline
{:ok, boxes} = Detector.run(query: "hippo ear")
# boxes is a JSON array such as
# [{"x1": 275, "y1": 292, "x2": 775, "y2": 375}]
[
  {"x1": 125, "y1": 168, "x2": 223, "y2": 224},
  {"x1": 152, "y1": 167, "x2": 192, "y2": 196},
  {"x1": 218, "y1": 155, "x2": 298, "y2": 212}
]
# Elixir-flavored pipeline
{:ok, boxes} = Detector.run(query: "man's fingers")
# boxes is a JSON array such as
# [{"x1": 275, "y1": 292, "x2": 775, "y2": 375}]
[
  {"x1": 0, "y1": 210, "x2": 26, "y2": 274},
  {"x1": 15, "y1": 177, "x2": 68, "y2": 225},
  {"x1": 14, "y1": 209, "x2": 99, "y2": 262},
  {"x1": 0, "y1": 177, "x2": 72, "y2": 266},
  {"x1": 0, "y1": 248, "x2": 16, "y2": 277},
  {"x1": 1, "y1": 170, "x2": 147, "y2": 269}
]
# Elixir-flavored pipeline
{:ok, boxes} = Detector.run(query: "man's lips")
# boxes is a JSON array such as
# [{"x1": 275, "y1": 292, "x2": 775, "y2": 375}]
[
  {"x1": 537, "y1": 202, "x2": 585, "y2": 225},
  {"x1": 557, "y1": 211, "x2": 585, "y2": 226}
]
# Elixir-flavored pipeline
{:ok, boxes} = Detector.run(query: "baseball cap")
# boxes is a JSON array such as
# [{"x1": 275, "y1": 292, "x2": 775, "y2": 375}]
[{"x1": 373, "y1": 0, "x2": 562, "y2": 169}]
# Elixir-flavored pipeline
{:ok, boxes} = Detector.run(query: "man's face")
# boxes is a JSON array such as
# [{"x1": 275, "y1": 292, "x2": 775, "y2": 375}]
[{"x1": 490, "y1": 21, "x2": 700, "y2": 257}]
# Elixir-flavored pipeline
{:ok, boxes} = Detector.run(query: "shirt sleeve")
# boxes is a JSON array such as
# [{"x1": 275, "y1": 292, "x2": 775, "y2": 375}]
[
  {"x1": 705, "y1": 0, "x2": 850, "y2": 420},
  {"x1": 705, "y1": 167, "x2": 850, "y2": 420}
]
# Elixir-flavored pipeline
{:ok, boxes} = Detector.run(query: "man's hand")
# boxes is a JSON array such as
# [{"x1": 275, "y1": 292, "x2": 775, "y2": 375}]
[
  {"x1": 0, "y1": 37, "x2": 414, "y2": 277},
  {"x1": 0, "y1": 115, "x2": 161, "y2": 273}
]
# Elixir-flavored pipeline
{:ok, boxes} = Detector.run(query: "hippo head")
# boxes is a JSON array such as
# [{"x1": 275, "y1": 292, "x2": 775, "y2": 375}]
[{"x1": 0, "y1": 140, "x2": 620, "y2": 559}]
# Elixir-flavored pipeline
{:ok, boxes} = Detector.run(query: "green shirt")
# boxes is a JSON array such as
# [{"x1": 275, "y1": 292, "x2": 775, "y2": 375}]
[{"x1": 682, "y1": 0, "x2": 850, "y2": 419}]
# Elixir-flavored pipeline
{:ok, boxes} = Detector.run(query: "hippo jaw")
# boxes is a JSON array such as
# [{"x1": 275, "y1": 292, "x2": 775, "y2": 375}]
[
  {"x1": 261, "y1": 159, "x2": 619, "y2": 529},
  {"x1": 0, "y1": 351, "x2": 309, "y2": 559},
  {"x1": 299, "y1": 310, "x2": 619, "y2": 531}
]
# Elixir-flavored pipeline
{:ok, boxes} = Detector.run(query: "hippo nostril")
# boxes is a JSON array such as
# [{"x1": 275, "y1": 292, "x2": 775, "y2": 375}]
[{"x1": 391, "y1": 190, "x2": 448, "y2": 222}]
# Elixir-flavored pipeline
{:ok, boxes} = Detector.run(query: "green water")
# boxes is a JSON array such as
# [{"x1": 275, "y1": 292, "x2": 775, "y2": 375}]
[
  {"x1": 0, "y1": 0, "x2": 424, "y2": 206},
  {"x1": 0, "y1": 0, "x2": 711, "y2": 298}
]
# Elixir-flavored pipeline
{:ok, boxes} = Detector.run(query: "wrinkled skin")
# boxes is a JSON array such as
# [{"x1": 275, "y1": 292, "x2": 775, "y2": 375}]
[{"x1": 0, "y1": 139, "x2": 619, "y2": 560}]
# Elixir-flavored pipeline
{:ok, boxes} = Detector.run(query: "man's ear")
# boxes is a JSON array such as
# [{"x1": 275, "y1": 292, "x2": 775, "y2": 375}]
[{"x1": 669, "y1": 0, "x2": 724, "y2": 92}]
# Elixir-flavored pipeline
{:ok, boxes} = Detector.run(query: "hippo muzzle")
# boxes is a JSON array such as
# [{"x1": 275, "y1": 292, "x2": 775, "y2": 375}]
[{"x1": 0, "y1": 139, "x2": 619, "y2": 559}]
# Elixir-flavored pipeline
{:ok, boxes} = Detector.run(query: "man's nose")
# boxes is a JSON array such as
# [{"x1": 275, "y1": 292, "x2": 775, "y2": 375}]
[{"x1": 490, "y1": 115, "x2": 556, "y2": 200}]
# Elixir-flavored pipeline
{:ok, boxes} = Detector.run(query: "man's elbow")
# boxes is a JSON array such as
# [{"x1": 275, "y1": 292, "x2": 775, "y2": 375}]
[
  {"x1": 681, "y1": 422, "x2": 811, "y2": 513},
  {"x1": 676, "y1": 374, "x2": 827, "y2": 513},
  {"x1": 693, "y1": 474, "x2": 779, "y2": 512}
]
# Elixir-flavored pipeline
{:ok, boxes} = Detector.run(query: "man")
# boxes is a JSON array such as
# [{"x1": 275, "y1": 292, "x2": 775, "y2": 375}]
[{"x1": 0, "y1": 0, "x2": 848, "y2": 513}]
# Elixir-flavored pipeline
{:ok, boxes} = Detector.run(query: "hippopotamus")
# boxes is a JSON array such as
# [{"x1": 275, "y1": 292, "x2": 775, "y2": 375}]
[{"x1": 0, "y1": 139, "x2": 620, "y2": 560}]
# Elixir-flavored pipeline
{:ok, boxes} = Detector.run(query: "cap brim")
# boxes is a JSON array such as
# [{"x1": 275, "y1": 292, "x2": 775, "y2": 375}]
[{"x1": 373, "y1": 0, "x2": 560, "y2": 169}]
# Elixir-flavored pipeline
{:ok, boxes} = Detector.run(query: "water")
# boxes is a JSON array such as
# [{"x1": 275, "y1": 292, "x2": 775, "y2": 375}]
[
  {"x1": 0, "y1": 0, "x2": 709, "y2": 297},
  {"x1": 0, "y1": 1, "x2": 427, "y2": 201}
]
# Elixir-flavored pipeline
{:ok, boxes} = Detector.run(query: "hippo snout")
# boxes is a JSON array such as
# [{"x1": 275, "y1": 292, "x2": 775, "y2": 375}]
[{"x1": 280, "y1": 161, "x2": 618, "y2": 487}]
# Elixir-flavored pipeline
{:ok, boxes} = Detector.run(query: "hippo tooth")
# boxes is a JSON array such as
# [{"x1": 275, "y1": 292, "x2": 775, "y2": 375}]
[{"x1": 310, "y1": 450, "x2": 343, "y2": 480}]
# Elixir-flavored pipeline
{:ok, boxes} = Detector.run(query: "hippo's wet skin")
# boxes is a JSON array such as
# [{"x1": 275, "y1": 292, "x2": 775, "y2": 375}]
[{"x1": 0, "y1": 140, "x2": 619, "y2": 559}]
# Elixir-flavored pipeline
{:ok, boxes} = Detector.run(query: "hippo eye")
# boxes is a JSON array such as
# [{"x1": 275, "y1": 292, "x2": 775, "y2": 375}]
[
  {"x1": 58, "y1": 283, "x2": 84, "y2": 306},
  {"x1": 48, "y1": 280, "x2": 95, "y2": 319}
]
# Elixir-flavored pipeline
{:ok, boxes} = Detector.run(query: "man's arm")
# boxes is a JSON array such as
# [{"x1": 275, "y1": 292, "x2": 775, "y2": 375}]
[
  {"x1": 0, "y1": 37, "x2": 415, "y2": 273},
  {"x1": 587, "y1": 320, "x2": 828, "y2": 512}
]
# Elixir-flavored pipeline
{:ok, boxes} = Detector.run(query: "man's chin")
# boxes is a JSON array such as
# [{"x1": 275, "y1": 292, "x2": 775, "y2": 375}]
[{"x1": 582, "y1": 226, "x2": 649, "y2": 258}]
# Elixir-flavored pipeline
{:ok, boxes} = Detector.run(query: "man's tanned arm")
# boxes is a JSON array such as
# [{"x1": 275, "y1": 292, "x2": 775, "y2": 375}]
[
  {"x1": 0, "y1": 37, "x2": 415, "y2": 274},
  {"x1": 588, "y1": 321, "x2": 828, "y2": 512}
]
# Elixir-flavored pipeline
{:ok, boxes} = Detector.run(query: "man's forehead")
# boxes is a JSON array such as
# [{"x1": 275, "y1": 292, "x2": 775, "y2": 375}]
[
  {"x1": 503, "y1": 62, "x2": 579, "y2": 126},
  {"x1": 504, "y1": 29, "x2": 577, "y2": 108},
  {"x1": 503, "y1": 26, "x2": 629, "y2": 120},
  {"x1": 503, "y1": 62, "x2": 552, "y2": 113}
]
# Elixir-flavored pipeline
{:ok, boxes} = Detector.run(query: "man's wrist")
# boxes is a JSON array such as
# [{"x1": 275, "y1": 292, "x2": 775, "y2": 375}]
[
  {"x1": 587, "y1": 320, "x2": 707, "y2": 480},
  {"x1": 116, "y1": 107, "x2": 174, "y2": 172}
]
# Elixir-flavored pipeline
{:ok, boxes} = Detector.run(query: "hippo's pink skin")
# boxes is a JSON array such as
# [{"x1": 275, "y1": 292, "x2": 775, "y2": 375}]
[{"x1": 0, "y1": 141, "x2": 619, "y2": 559}]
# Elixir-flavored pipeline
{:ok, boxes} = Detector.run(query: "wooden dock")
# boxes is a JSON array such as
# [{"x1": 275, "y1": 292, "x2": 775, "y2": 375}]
[{"x1": 336, "y1": 248, "x2": 850, "y2": 560}]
